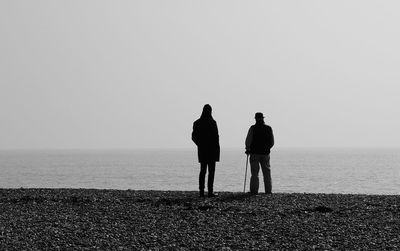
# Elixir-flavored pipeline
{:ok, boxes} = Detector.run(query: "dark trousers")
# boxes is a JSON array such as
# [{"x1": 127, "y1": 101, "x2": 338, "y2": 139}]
[
  {"x1": 199, "y1": 162, "x2": 216, "y2": 194},
  {"x1": 250, "y1": 154, "x2": 272, "y2": 194}
]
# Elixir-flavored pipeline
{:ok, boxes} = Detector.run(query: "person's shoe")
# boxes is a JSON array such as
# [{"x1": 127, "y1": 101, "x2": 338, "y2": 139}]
[
  {"x1": 199, "y1": 191, "x2": 205, "y2": 198},
  {"x1": 208, "y1": 193, "x2": 218, "y2": 198}
]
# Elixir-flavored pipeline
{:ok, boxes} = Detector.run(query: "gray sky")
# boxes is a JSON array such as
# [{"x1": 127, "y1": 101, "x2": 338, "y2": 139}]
[{"x1": 1, "y1": 1, "x2": 400, "y2": 149}]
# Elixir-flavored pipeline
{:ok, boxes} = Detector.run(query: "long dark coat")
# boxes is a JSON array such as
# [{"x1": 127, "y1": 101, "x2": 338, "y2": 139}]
[{"x1": 192, "y1": 117, "x2": 220, "y2": 163}]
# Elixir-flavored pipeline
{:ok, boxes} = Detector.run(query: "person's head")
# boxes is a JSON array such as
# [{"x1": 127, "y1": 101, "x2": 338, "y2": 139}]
[
  {"x1": 201, "y1": 104, "x2": 212, "y2": 118},
  {"x1": 255, "y1": 112, "x2": 265, "y2": 124}
]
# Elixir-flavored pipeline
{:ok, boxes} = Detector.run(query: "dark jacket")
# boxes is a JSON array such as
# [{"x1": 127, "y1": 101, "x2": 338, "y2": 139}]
[
  {"x1": 245, "y1": 123, "x2": 274, "y2": 155},
  {"x1": 192, "y1": 117, "x2": 220, "y2": 163}
]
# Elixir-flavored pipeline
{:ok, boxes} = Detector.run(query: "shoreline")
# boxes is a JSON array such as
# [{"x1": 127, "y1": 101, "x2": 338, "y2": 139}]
[{"x1": 0, "y1": 189, "x2": 399, "y2": 249}]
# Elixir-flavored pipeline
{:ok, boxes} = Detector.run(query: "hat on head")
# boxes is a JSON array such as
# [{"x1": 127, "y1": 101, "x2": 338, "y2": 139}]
[{"x1": 255, "y1": 112, "x2": 264, "y2": 119}]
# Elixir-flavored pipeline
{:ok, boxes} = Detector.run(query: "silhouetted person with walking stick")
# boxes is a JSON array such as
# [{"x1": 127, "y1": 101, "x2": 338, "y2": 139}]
[
  {"x1": 245, "y1": 112, "x2": 274, "y2": 194},
  {"x1": 192, "y1": 104, "x2": 220, "y2": 197}
]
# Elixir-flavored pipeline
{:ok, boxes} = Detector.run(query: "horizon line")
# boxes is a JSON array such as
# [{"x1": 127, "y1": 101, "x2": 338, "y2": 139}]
[{"x1": 1, "y1": 146, "x2": 400, "y2": 152}]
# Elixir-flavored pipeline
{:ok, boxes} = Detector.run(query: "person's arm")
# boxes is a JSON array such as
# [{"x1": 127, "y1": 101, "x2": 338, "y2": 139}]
[
  {"x1": 192, "y1": 123, "x2": 199, "y2": 146},
  {"x1": 215, "y1": 121, "x2": 220, "y2": 146},
  {"x1": 245, "y1": 127, "x2": 253, "y2": 153},
  {"x1": 271, "y1": 128, "x2": 274, "y2": 148},
  {"x1": 268, "y1": 127, "x2": 274, "y2": 149}
]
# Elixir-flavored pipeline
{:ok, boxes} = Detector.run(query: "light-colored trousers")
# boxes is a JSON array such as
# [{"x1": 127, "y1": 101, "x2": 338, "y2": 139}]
[{"x1": 250, "y1": 154, "x2": 271, "y2": 194}]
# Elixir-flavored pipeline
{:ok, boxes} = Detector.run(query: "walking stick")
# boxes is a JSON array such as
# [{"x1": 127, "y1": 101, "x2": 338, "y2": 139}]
[{"x1": 243, "y1": 154, "x2": 249, "y2": 193}]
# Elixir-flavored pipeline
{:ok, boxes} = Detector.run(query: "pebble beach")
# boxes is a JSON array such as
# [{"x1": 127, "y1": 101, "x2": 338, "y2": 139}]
[{"x1": 0, "y1": 189, "x2": 399, "y2": 250}]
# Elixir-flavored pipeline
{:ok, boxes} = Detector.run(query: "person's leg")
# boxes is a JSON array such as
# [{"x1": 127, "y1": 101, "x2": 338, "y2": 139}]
[
  {"x1": 249, "y1": 155, "x2": 260, "y2": 194},
  {"x1": 207, "y1": 162, "x2": 216, "y2": 196},
  {"x1": 199, "y1": 162, "x2": 207, "y2": 197},
  {"x1": 260, "y1": 155, "x2": 272, "y2": 194}
]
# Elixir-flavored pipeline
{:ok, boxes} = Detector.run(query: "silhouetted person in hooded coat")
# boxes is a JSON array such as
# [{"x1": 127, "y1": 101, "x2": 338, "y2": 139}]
[{"x1": 192, "y1": 104, "x2": 220, "y2": 197}]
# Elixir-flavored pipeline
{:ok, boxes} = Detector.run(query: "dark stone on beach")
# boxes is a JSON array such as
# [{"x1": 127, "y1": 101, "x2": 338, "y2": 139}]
[
  {"x1": 198, "y1": 205, "x2": 214, "y2": 211},
  {"x1": 312, "y1": 205, "x2": 334, "y2": 213}
]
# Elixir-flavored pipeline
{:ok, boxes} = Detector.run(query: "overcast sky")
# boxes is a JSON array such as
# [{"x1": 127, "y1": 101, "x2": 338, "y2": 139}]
[{"x1": 1, "y1": 1, "x2": 400, "y2": 150}]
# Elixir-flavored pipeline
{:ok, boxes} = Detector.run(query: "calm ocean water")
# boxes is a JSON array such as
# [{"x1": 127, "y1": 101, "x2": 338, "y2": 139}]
[{"x1": 0, "y1": 148, "x2": 399, "y2": 195}]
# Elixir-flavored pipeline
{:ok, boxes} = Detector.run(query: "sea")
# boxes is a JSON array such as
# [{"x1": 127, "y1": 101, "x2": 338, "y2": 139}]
[{"x1": 0, "y1": 148, "x2": 399, "y2": 195}]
